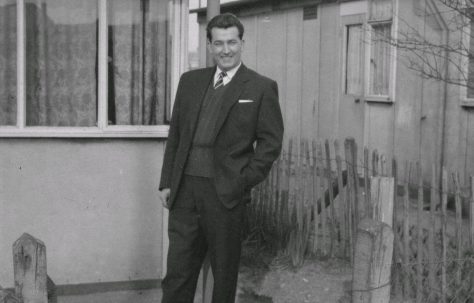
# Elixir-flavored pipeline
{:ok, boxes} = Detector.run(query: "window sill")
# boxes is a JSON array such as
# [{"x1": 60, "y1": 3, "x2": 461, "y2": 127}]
[
  {"x1": 461, "y1": 99, "x2": 474, "y2": 108},
  {"x1": 0, "y1": 125, "x2": 170, "y2": 138},
  {"x1": 365, "y1": 96, "x2": 394, "y2": 103}
]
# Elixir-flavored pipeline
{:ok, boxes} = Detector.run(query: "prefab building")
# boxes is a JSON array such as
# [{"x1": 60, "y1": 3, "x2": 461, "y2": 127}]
[
  {"x1": 1, "y1": 0, "x2": 474, "y2": 294},
  {"x1": 0, "y1": 0, "x2": 189, "y2": 291},
  {"x1": 192, "y1": 0, "x2": 474, "y2": 181}
]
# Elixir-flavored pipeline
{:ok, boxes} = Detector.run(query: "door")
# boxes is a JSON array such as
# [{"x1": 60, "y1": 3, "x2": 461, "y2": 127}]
[{"x1": 338, "y1": 14, "x2": 366, "y2": 147}]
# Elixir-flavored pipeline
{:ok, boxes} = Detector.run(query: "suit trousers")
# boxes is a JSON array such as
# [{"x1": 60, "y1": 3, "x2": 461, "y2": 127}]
[{"x1": 161, "y1": 175, "x2": 245, "y2": 303}]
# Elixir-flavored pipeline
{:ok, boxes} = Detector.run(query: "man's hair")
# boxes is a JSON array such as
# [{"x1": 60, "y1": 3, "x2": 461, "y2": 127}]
[{"x1": 206, "y1": 13, "x2": 244, "y2": 42}]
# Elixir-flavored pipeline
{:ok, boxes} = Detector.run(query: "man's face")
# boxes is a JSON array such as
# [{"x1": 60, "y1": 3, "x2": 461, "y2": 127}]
[{"x1": 207, "y1": 26, "x2": 244, "y2": 71}]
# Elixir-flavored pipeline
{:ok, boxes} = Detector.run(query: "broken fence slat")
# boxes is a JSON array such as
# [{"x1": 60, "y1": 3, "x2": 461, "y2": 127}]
[
  {"x1": 441, "y1": 168, "x2": 448, "y2": 303},
  {"x1": 325, "y1": 139, "x2": 336, "y2": 257},
  {"x1": 403, "y1": 162, "x2": 411, "y2": 301},
  {"x1": 416, "y1": 162, "x2": 423, "y2": 303}
]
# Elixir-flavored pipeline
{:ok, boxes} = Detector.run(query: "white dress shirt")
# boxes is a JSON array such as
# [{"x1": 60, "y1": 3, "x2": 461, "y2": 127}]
[{"x1": 214, "y1": 62, "x2": 242, "y2": 87}]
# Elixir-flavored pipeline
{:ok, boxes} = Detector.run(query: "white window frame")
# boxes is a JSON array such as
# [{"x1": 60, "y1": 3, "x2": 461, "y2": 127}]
[
  {"x1": 0, "y1": 0, "x2": 187, "y2": 138},
  {"x1": 364, "y1": 0, "x2": 398, "y2": 103}
]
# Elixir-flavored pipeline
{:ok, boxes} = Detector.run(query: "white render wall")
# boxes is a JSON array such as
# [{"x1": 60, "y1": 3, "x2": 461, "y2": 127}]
[{"x1": 0, "y1": 139, "x2": 165, "y2": 287}]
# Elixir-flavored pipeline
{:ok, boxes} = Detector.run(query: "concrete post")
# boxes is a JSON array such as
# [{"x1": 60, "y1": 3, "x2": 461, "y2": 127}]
[{"x1": 13, "y1": 233, "x2": 48, "y2": 303}]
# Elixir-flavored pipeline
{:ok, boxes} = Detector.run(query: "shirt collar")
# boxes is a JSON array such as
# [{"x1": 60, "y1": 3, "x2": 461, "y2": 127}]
[{"x1": 215, "y1": 62, "x2": 242, "y2": 84}]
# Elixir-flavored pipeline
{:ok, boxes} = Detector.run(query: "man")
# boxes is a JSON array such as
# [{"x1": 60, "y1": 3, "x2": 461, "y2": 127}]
[{"x1": 159, "y1": 13, "x2": 283, "y2": 303}]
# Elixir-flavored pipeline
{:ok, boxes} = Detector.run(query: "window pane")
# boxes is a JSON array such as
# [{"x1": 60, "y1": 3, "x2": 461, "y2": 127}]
[
  {"x1": 369, "y1": 23, "x2": 391, "y2": 96},
  {"x1": 0, "y1": 0, "x2": 17, "y2": 125},
  {"x1": 108, "y1": 0, "x2": 170, "y2": 126},
  {"x1": 346, "y1": 24, "x2": 364, "y2": 95},
  {"x1": 25, "y1": 0, "x2": 98, "y2": 126},
  {"x1": 468, "y1": 19, "x2": 474, "y2": 98}
]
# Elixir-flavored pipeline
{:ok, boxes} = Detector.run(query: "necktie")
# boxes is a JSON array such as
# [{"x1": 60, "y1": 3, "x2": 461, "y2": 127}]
[{"x1": 214, "y1": 71, "x2": 226, "y2": 89}]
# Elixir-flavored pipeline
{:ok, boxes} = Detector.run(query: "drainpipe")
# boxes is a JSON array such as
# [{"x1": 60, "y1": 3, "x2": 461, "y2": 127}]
[{"x1": 206, "y1": 0, "x2": 220, "y2": 67}]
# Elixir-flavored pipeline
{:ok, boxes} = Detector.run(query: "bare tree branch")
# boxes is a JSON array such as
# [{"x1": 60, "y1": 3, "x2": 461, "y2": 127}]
[{"x1": 369, "y1": 0, "x2": 474, "y2": 92}]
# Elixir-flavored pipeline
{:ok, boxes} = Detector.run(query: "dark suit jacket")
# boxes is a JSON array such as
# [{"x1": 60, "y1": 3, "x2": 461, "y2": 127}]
[{"x1": 159, "y1": 64, "x2": 284, "y2": 209}]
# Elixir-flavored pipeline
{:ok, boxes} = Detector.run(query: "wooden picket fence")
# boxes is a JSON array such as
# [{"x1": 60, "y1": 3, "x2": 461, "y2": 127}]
[{"x1": 245, "y1": 137, "x2": 474, "y2": 303}]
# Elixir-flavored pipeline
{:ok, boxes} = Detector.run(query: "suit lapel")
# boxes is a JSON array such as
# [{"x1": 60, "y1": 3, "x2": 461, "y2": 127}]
[
  {"x1": 214, "y1": 64, "x2": 250, "y2": 136},
  {"x1": 187, "y1": 67, "x2": 215, "y2": 133}
]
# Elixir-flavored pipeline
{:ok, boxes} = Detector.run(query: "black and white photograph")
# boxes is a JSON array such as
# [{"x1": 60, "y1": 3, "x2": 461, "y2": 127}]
[{"x1": 0, "y1": 0, "x2": 473, "y2": 302}]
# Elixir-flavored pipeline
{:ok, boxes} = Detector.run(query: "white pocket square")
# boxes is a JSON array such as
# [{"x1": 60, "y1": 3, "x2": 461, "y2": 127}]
[{"x1": 238, "y1": 99, "x2": 254, "y2": 103}]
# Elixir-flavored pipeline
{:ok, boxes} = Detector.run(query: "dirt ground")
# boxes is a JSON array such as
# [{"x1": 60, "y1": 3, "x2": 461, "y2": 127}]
[{"x1": 236, "y1": 247, "x2": 353, "y2": 303}]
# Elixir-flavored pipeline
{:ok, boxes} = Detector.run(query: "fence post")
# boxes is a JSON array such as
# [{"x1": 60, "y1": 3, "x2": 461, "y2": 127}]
[
  {"x1": 369, "y1": 177, "x2": 394, "y2": 227},
  {"x1": 312, "y1": 141, "x2": 320, "y2": 255},
  {"x1": 13, "y1": 233, "x2": 48, "y2": 303},
  {"x1": 391, "y1": 158, "x2": 398, "y2": 231},
  {"x1": 428, "y1": 164, "x2": 437, "y2": 292},
  {"x1": 335, "y1": 140, "x2": 347, "y2": 257},
  {"x1": 390, "y1": 158, "x2": 401, "y2": 296},
  {"x1": 453, "y1": 173, "x2": 463, "y2": 286},
  {"x1": 350, "y1": 139, "x2": 360, "y2": 231},
  {"x1": 372, "y1": 150, "x2": 378, "y2": 177},
  {"x1": 317, "y1": 142, "x2": 327, "y2": 255},
  {"x1": 325, "y1": 139, "x2": 336, "y2": 257},
  {"x1": 441, "y1": 168, "x2": 448, "y2": 303},
  {"x1": 352, "y1": 218, "x2": 394, "y2": 303},
  {"x1": 364, "y1": 148, "x2": 370, "y2": 215},
  {"x1": 344, "y1": 138, "x2": 356, "y2": 262},
  {"x1": 416, "y1": 162, "x2": 423, "y2": 303},
  {"x1": 402, "y1": 164, "x2": 411, "y2": 301},
  {"x1": 471, "y1": 176, "x2": 474, "y2": 249},
  {"x1": 352, "y1": 176, "x2": 394, "y2": 303}
]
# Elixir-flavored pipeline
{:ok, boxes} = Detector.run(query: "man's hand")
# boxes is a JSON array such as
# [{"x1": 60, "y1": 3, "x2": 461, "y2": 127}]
[{"x1": 159, "y1": 188, "x2": 171, "y2": 209}]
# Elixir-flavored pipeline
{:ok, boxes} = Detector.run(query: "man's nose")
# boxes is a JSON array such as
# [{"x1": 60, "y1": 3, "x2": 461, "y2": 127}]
[{"x1": 222, "y1": 44, "x2": 230, "y2": 54}]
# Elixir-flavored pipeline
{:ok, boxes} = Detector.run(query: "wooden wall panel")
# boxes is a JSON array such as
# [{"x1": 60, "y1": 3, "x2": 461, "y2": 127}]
[
  {"x1": 240, "y1": 15, "x2": 258, "y2": 70},
  {"x1": 458, "y1": 108, "x2": 474, "y2": 181},
  {"x1": 254, "y1": 11, "x2": 288, "y2": 140},
  {"x1": 419, "y1": 4, "x2": 444, "y2": 179},
  {"x1": 301, "y1": 15, "x2": 320, "y2": 142},
  {"x1": 442, "y1": 92, "x2": 460, "y2": 174},
  {"x1": 240, "y1": 8, "x2": 319, "y2": 145},
  {"x1": 253, "y1": 12, "x2": 286, "y2": 88},
  {"x1": 365, "y1": 102, "x2": 394, "y2": 162},
  {"x1": 338, "y1": 14, "x2": 366, "y2": 150},
  {"x1": 393, "y1": 0, "x2": 423, "y2": 177},
  {"x1": 284, "y1": 9, "x2": 304, "y2": 142},
  {"x1": 317, "y1": 3, "x2": 340, "y2": 141},
  {"x1": 464, "y1": 110, "x2": 474, "y2": 180}
]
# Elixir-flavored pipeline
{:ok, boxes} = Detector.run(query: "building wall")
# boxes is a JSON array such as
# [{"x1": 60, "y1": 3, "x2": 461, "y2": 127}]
[
  {"x1": 442, "y1": 15, "x2": 474, "y2": 182},
  {"x1": 0, "y1": 139, "x2": 164, "y2": 287},
  {"x1": 195, "y1": 0, "x2": 474, "y2": 180},
  {"x1": 198, "y1": 3, "x2": 321, "y2": 146}
]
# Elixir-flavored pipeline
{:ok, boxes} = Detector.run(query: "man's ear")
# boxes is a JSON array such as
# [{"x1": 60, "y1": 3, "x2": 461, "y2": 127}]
[{"x1": 206, "y1": 39, "x2": 212, "y2": 52}]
